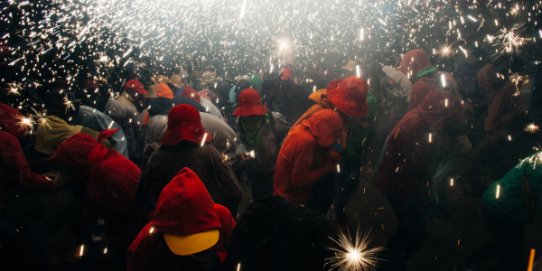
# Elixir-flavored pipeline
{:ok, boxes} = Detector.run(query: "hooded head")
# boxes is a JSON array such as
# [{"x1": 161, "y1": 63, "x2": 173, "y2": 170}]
[
  {"x1": 53, "y1": 131, "x2": 140, "y2": 212},
  {"x1": 0, "y1": 103, "x2": 29, "y2": 138},
  {"x1": 326, "y1": 76, "x2": 368, "y2": 118},
  {"x1": 152, "y1": 167, "x2": 221, "y2": 256},
  {"x1": 304, "y1": 109, "x2": 344, "y2": 147},
  {"x1": 233, "y1": 88, "x2": 268, "y2": 117},
  {"x1": 34, "y1": 115, "x2": 83, "y2": 156},
  {"x1": 151, "y1": 82, "x2": 174, "y2": 99},
  {"x1": 179, "y1": 85, "x2": 202, "y2": 103},
  {"x1": 398, "y1": 49, "x2": 431, "y2": 79},
  {"x1": 124, "y1": 79, "x2": 149, "y2": 96},
  {"x1": 160, "y1": 104, "x2": 210, "y2": 146},
  {"x1": 417, "y1": 90, "x2": 462, "y2": 128}
]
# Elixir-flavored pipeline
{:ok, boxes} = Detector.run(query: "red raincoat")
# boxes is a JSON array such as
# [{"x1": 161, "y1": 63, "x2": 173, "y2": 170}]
[
  {"x1": 128, "y1": 168, "x2": 235, "y2": 271},
  {"x1": 274, "y1": 109, "x2": 344, "y2": 205},
  {"x1": 53, "y1": 132, "x2": 140, "y2": 213},
  {"x1": 377, "y1": 91, "x2": 462, "y2": 202}
]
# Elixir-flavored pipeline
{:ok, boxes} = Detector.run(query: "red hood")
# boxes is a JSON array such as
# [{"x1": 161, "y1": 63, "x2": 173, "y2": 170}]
[
  {"x1": 398, "y1": 49, "x2": 430, "y2": 78},
  {"x1": 151, "y1": 167, "x2": 220, "y2": 236},
  {"x1": 53, "y1": 132, "x2": 139, "y2": 212},
  {"x1": 416, "y1": 90, "x2": 461, "y2": 128},
  {"x1": 0, "y1": 103, "x2": 28, "y2": 138},
  {"x1": 303, "y1": 109, "x2": 344, "y2": 147}
]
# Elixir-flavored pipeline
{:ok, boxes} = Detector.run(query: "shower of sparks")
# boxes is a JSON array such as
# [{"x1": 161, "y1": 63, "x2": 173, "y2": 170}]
[
  {"x1": 491, "y1": 24, "x2": 530, "y2": 55},
  {"x1": 325, "y1": 229, "x2": 383, "y2": 271},
  {"x1": 524, "y1": 123, "x2": 540, "y2": 134},
  {"x1": 0, "y1": 0, "x2": 540, "y2": 131},
  {"x1": 517, "y1": 151, "x2": 542, "y2": 169}
]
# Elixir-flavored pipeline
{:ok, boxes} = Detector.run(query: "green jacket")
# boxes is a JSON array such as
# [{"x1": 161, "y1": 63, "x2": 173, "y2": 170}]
[{"x1": 482, "y1": 152, "x2": 542, "y2": 222}]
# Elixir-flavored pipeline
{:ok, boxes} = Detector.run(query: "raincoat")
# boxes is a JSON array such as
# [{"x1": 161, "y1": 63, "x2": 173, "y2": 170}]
[
  {"x1": 128, "y1": 168, "x2": 235, "y2": 271},
  {"x1": 376, "y1": 90, "x2": 463, "y2": 202},
  {"x1": 52, "y1": 132, "x2": 140, "y2": 213},
  {"x1": 138, "y1": 142, "x2": 243, "y2": 216},
  {"x1": 105, "y1": 92, "x2": 146, "y2": 162},
  {"x1": 482, "y1": 152, "x2": 542, "y2": 223},
  {"x1": 73, "y1": 105, "x2": 129, "y2": 157},
  {"x1": 0, "y1": 130, "x2": 52, "y2": 209},
  {"x1": 274, "y1": 109, "x2": 344, "y2": 205},
  {"x1": 34, "y1": 115, "x2": 96, "y2": 156}
]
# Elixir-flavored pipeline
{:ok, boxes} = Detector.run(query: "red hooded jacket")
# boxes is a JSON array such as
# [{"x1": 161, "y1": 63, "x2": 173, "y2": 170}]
[
  {"x1": 377, "y1": 91, "x2": 462, "y2": 202},
  {"x1": 0, "y1": 104, "x2": 51, "y2": 209},
  {"x1": 53, "y1": 132, "x2": 140, "y2": 213},
  {"x1": 274, "y1": 109, "x2": 344, "y2": 205},
  {"x1": 128, "y1": 168, "x2": 235, "y2": 271}
]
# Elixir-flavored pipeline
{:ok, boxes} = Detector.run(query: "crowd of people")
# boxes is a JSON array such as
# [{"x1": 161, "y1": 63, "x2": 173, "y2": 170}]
[{"x1": 1, "y1": 48, "x2": 542, "y2": 271}]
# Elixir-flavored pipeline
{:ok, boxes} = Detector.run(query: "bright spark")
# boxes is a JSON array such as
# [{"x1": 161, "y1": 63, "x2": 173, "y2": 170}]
[
  {"x1": 524, "y1": 123, "x2": 540, "y2": 134},
  {"x1": 326, "y1": 230, "x2": 382, "y2": 271}
]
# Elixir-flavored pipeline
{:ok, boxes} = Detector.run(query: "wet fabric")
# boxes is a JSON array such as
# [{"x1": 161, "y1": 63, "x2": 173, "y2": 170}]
[
  {"x1": 482, "y1": 152, "x2": 542, "y2": 223},
  {"x1": 34, "y1": 115, "x2": 84, "y2": 156},
  {"x1": 377, "y1": 90, "x2": 462, "y2": 202},
  {"x1": 73, "y1": 105, "x2": 129, "y2": 157},
  {"x1": 398, "y1": 49, "x2": 431, "y2": 79},
  {"x1": 128, "y1": 168, "x2": 235, "y2": 271},
  {"x1": 137, "y1": 141, "x2": 243, "y2": 216},
  {"x1": 236, "y1": 114, "x2": 280, "y2": 199},
  {"x1": 274, "y1": 109, "x2": 344, "y2": 205},
  {"x1": 160, "y1": 104, "x2": 209, "y2": 146},
  {"x1": 0, "y1": 130, "x2": 52, "y2": 210},
  {"x1": 53, "y1": 133, "x2": 140, "y2": 213},
  {"x1": 105, "y1": 93, "x2": 146, "y2": 162},
  {"x1": 225, "y1": 196, "x2": 336, "y2": 271}
]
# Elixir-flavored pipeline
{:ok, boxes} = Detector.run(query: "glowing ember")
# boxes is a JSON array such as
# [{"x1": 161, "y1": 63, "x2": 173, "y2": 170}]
[
  {"x1": 326, "y1": 230, "x2": 382, "y2": 271},
  {"x1": 524, "y1": 123, "x2": 540, "y2": 134}
]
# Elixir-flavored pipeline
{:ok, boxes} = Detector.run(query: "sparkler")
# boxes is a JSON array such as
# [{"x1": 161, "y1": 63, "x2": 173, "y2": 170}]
[{"x1": 325, "y1": 229, "x2": 383, "y2": 271}]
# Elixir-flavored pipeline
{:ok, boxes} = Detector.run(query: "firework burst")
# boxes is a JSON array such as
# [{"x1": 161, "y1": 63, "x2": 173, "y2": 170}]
[{"x1": 325, "y1": 229, "x2": 383, "y2": 271}]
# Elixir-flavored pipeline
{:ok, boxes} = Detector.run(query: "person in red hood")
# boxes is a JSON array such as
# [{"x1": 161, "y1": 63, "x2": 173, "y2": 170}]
[
  {"x1": 376, "y1": 90, "x2": 465, "y2": 270},
  {"x1": 53, "y1": 130, "x2": 140, "y2": 213},
  {"x1": 105, "y1": 79, "x2": 149, "y2": 163},
  {"x1": 0, "y1": 103, "x2": 53, "y2": 210},
  {"x1": 137, "y1": 104, "x2": 243, "y2": 216},
  {"x1": 274, "y1": 108, "x2": 344, "y2": 211},
  {"x1": 398, "y1": 48, "x2": 444, "y2": 111},
  {"x1": 52, "y1": 130, "x2": 141, "y2": 268},
  {"x1": 127, "y1": 167, "x2": 235, "y2": 271}
]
